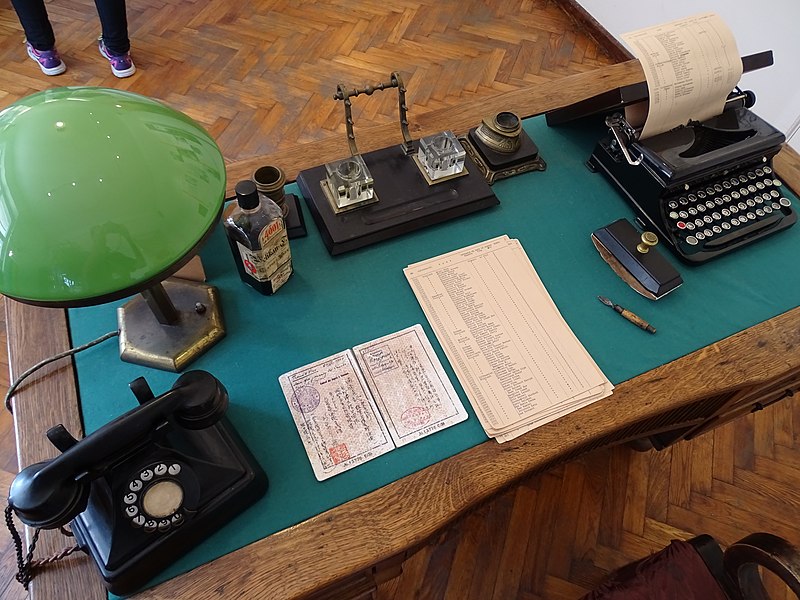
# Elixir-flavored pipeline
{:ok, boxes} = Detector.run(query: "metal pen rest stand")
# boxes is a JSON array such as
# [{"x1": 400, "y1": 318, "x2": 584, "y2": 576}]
[{"x1": 296, "y1": 72, "x2": 499, "y2": 255}]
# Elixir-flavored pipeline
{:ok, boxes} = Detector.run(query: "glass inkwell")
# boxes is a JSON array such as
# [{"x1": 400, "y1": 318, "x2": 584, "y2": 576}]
[
  {"x1": 322, "y1": 154, "x2": 375, "y2": 212},
  {"x1": 318, "y1": 77, "x2": 409, "y2": 214},
  {"x1": 414, "y1": 130, "x2": 467, "y2": 184},
  {"x1": 297, "y1": 71, "x2": 499, "y2": 255}
]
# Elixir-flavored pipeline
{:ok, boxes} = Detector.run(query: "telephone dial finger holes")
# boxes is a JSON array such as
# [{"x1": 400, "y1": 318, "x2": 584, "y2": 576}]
[{"x1": 124, "y1": 462, "x2": 186, "y2": 533}]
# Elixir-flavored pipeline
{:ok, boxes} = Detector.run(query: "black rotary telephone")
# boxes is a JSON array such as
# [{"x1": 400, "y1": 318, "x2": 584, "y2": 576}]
[{"x1": 7, "y1": 370, "x2": 267, "y2": 596}]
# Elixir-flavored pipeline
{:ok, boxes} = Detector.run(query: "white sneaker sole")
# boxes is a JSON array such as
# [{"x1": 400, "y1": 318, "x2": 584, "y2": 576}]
[
  {"x1": 26, "y1": 45, "x2": 66, "y2": 76},
  {"x1": 111, "y1": 63, "x2": 136, "y2": 78},
  {"x1": 98, "y1": 44, "x2": 136, "y2": 78}
]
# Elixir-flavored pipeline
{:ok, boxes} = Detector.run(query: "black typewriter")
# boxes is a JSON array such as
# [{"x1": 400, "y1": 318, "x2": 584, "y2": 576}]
[
  {"x1": 587, "y1": 103, "x2": 796, "y2": 263},
  {"x1": 547, "y1": 52, "x2": 797, "y2": 264}
]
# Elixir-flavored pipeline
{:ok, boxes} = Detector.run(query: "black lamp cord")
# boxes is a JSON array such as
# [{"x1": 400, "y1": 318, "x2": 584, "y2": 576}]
[
  {"x1": 3, "y1": 329, "x2": 119, "y2": 588},
  {"x1": 4, "y1": 329, "x2": 119, "y2": 413}
]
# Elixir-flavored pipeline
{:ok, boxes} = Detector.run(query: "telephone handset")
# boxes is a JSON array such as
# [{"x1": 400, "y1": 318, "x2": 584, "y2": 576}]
[{"x1": 8, "y1": 370, "x2": 267, "y2": 596}]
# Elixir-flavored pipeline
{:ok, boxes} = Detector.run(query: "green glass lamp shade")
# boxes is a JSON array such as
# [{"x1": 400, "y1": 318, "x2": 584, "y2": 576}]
[{"x1": 0, "y1": 87, "x2": 226, "y2": 307}]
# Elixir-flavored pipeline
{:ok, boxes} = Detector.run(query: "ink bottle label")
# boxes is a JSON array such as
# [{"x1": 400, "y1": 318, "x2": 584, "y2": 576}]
[
  {"x1": 235, "y1": 219, "x2": 291, "y2": 288},
  {"x1": 224, "y1": 179, "x2": 293, "y2": 295}
]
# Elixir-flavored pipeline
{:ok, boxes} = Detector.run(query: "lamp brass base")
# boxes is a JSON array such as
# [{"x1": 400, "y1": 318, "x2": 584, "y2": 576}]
[{"x1": 118, "y1": 278, "x2": 225, "y2": 372}]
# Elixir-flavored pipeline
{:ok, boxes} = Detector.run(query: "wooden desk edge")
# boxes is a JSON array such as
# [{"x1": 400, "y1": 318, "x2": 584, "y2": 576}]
[{"x1": 8, "y1": 60, "x2": 800, "y2": 599}]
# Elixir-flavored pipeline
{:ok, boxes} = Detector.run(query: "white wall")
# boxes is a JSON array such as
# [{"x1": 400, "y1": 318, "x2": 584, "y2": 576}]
[{"x1": 578, "y1": 1, "x2": 800, "y2": 150}]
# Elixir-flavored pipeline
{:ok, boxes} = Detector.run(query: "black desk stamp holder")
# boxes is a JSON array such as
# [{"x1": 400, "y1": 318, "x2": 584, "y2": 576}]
[
  {"x1": 459, "y1": 111, "x2": 546, "y2": 184},
  {"x1": 592, "y1": 218, "x2": 683, "y2": 300}
]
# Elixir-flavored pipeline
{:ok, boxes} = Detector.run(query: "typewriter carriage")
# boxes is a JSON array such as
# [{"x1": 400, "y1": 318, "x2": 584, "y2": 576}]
[{"x1": 548, "y1": 51, "x2": 797, "y2": 264}]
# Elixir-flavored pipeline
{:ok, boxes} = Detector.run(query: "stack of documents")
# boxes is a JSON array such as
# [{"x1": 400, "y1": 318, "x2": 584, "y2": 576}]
[{"x1": 404, "y1": 235, "x2": 613, "y2": 443}]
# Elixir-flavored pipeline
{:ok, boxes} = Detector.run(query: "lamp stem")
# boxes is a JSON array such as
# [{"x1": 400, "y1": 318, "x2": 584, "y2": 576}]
[{"x1": 141, "y1": 283, "x2": 180, "y2": 326}]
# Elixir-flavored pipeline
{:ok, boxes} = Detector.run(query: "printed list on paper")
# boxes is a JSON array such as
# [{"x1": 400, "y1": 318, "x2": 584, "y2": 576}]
[
  {"x1": 404, "y1": 235, "x2": 613, "y2": 443},
  {"x1": 621, "y1": 12, "x2": 743, "y2": 139}
]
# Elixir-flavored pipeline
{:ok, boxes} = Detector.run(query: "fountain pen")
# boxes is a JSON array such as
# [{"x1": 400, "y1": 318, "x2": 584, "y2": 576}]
[{"x1": 597, "y1": 295, "x2": 656, "y2": 334}]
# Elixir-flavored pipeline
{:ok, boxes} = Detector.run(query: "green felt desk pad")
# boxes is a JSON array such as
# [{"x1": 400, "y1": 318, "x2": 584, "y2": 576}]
[{"x1": 69, "y1": 116, "x2": 800, "y2": 593}]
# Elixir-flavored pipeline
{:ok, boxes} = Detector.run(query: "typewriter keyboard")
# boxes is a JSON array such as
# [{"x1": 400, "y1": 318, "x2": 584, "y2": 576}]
[{"x1": 665, "y1": 164, "x2": 795, "y2": 258}]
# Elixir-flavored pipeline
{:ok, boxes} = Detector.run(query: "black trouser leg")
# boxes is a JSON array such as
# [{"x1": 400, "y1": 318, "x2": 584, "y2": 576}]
[
  {"x1": 94, "y1": 0, "x2": 130, "y2": 55},
  {"x1": 10, "y1": 0, "x2": 56, "y2": 51}
]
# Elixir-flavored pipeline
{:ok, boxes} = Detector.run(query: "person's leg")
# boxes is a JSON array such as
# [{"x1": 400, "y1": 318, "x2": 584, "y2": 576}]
[
  {"x1": 11, "y1": 0, "x2": 65, "y2": 75},
  {"x1": 10, "y1": 0, "x2": 56, "y2": 50},
  {"x1": 95, "y1": 0, "x2": 134, "y2": 77},
  {"x1": 93, "y1": 0, "x2": 130, "y2": 54}
]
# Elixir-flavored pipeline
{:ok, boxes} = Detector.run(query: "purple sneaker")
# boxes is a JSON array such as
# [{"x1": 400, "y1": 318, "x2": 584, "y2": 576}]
[
  {"x1": 26, "y1": 41, "x2": 66, "y2": 76},
  {"x1": 98, "y1": 38, "x2": 136, "y2": 78}
]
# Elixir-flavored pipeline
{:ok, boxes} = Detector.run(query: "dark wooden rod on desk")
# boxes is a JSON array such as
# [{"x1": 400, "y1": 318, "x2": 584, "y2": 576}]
[
  {"x1": 544, "y1": 50, "x2": 776, "y2": 126},
  {"x1": 8, "y1": 58, "x2": 800, "y2": 600}
]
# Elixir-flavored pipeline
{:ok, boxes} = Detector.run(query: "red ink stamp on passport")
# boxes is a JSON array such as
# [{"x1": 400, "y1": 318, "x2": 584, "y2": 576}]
[
  {"x1": 401, "y1": 406, "x2": 431, "y2": 429},
  {"x1": 328, "y1": 443, "x2": 350, "y2": 465}
]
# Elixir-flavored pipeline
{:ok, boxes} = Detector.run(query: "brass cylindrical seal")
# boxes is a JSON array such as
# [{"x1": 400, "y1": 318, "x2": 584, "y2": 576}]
[{"x1": 252, "y1": 165, "x2": 288, "y2": 217}]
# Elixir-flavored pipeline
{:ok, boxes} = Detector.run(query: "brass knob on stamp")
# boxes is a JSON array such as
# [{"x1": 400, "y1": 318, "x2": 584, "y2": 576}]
[{"x1": 636, "y1": 231, "x2": 659, "y2": 254}]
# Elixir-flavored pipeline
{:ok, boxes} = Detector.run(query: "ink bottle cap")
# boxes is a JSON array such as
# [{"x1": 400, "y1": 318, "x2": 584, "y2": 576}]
[{"x1": 234, "y1": 180, "x2": 260, "y2": 210}]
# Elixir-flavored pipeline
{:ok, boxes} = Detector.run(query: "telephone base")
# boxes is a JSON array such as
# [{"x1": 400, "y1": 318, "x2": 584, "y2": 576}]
[
  {"x1": 297, "y1": 142, "x2": 499, "y2": 255},
  {"x1": 71, "y1": 414, "x2": 267, "y2": 596}
]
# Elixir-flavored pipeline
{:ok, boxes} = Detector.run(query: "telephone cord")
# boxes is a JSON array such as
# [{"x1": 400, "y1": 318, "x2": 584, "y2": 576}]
[
  {"x1": 6, "y1": 503, "x2": 40, "y2": 590},
  {"x1": 3, "y1": 330, "x2": 118, "y2": 588},
  {"x1": 5, "y1": 503, "x2": 81, "y2": 590}
]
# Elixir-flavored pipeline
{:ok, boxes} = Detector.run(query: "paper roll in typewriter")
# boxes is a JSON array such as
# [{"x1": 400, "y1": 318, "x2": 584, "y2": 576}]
[{"x1": 580, "y1": 12, "x2": 797, "y2": 264}]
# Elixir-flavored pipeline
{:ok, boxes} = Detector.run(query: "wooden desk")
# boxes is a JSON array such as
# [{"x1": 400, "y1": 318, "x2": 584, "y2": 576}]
[{"x1": 8, "y1": 60, "x2": 800, "y2": 600}]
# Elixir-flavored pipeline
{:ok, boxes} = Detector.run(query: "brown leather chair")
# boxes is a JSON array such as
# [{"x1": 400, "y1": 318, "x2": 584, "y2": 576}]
[{"x1": 582, "y1": 533, "x2": 800, "y2": 600}]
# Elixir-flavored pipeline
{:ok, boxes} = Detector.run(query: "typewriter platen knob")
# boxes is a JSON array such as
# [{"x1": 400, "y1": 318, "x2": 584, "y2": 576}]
[{"x1": 637, "y1": 232, "x2": 659, "y2": 254}]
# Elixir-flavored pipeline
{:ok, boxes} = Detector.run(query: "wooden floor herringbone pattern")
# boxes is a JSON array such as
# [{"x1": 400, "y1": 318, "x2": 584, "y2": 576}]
[
  {"x1": 376, "y1": 400, "x2": 800, "y2": 599},
  {"x1": 0, "y1": 0, "x2": 623, "y2": 164},
  {"x1": 0, "y1": 1, "x2": 798, "y2": 599}
]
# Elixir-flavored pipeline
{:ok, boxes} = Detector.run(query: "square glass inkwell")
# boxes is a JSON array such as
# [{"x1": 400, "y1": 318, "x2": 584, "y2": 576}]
[
  {"x1": 322, "y1": 154, "x2": 377, "y2": 213},
  {"x1": 414, "y1": 130, "x2": 467, "y2": 184},
  {"x1": 297, "y1": 72, "x2": 499, "y2": 255}
]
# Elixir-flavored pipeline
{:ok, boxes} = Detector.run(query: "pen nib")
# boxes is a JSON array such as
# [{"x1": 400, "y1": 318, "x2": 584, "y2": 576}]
[{"x1": 597, "y1": 295, "x2": 613, "y2": 307}]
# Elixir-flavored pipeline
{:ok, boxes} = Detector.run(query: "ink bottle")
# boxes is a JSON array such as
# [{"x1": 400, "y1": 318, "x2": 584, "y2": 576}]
[{"x1": 223, "y1": 180, "x2": 292, "y2": 295}]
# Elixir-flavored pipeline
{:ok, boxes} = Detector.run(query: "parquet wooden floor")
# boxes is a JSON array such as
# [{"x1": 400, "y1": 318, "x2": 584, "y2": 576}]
[
  {"x1": 0, "y1": 0, "x2": 624, "y2": 164},
  {"x1": 0, "y1": 1, "x2": 798, "y2": 599},
  {"x1": 376, "y1": 401, "x2": 800, "y2": 599}
]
